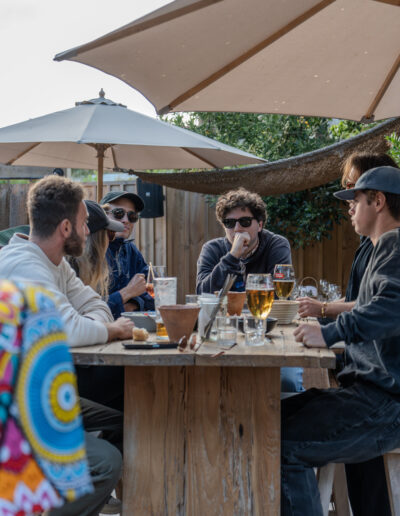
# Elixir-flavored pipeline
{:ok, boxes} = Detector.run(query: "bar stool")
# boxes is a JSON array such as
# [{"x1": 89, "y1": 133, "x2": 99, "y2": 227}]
[{"x1": 384, "y1": 447, "x2": 400, "y2": 515}]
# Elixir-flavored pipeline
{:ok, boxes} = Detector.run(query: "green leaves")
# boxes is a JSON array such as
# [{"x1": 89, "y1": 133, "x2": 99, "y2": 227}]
[{"x1": 164, "y1": 112, "x2": 398, "y2": 248}]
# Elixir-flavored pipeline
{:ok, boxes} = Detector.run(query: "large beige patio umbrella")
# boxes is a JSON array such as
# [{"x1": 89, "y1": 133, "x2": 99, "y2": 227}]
[
  {"x1": 55, "y1": 0, "x2": 400, "y2": 122},
  {"x1": 0, "y1": 91, "x2": 264, "y2": 201}
]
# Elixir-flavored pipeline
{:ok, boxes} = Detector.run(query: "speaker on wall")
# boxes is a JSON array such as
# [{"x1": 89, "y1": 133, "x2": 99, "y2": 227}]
[{"x1": 136, "y1": 179, "x2": 164, "y2": 219}]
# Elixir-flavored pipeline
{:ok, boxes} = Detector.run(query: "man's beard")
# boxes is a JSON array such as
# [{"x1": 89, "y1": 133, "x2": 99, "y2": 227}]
[{"x1": 64, "y1": 224, "x2": 84, "y2": 257}]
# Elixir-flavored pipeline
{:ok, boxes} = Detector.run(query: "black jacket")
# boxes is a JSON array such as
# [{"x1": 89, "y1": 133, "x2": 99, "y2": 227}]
[
  {"x1": 196, "y1": 229, "x2": 292, "y2": 294},
  {"x1": 322, "y1": 229, "x2": 400, "y2": 393}
]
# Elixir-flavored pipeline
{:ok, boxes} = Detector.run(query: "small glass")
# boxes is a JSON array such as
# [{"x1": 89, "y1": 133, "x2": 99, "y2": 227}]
[
  {"x1": 243, "y1": 315, "x2": 266, "y2": 347},
  {"x1": 185, "y1": 294, "x2": 199, "y2": 305},
  {"x1": 216, "y1": 316, "x2": 238, "y2": 346},
  {"x1": 273, "y1": 264, "x2": 295, "y2": 300}
]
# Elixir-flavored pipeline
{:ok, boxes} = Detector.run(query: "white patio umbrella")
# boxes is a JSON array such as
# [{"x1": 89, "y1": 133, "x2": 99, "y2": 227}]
[
  {"x1": 0, "y1": 90, "x2": 264, "y2": 201},
  {"x1": 55, "y1": 0, "x2": 400, "y2": 122}
]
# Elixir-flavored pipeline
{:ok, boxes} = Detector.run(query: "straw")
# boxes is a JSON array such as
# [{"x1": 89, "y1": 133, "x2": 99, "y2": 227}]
[{"x1": 147, "y1": 262, "x2": 154, "y2": 283}]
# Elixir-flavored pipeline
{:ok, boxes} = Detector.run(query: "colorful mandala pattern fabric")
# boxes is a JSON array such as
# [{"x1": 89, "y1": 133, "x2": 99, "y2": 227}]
[{"x1": 0, "y1": 280, "x2": 93, "y2": 515}]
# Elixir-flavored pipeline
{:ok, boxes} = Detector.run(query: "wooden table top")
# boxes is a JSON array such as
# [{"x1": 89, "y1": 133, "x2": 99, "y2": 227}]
[{"x1": 72, "y1": 324, "x2": 336, "y2": 369}]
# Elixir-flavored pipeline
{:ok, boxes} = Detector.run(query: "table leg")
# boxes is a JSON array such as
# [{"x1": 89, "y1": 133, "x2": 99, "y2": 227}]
[{"x1": 123, "y1": 366, "x2": 280, "y2": 515}]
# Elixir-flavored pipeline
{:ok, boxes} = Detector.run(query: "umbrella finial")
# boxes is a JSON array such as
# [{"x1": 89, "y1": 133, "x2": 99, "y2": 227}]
[{"x1": 99, "y1": 88, "x2": 105, "y2": 98}]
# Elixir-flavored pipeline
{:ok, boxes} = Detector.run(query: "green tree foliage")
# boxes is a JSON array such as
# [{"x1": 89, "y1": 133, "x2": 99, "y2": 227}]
[{"x1": 165, "y1": 112, "x2": 349, "y2": 248}]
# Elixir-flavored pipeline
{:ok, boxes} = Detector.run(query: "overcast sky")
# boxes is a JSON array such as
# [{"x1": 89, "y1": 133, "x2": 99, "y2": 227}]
[{"x1": 0, "y1": 0, "x2": 171, "y2": 128}]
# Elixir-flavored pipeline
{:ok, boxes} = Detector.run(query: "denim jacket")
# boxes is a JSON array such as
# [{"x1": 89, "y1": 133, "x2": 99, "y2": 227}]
[{"x1": 106, "y1": 237, "x2": 154, "y2": 318}]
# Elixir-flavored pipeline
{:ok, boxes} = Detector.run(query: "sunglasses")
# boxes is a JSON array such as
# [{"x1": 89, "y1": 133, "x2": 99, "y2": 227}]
[
  {"x1": 110, "y1": 208, "x2": 139, "y2": 223},
  {"x1": 345, "y1": 182, "x2": 355, "y2": 190},
  {"x1": 222, "y1": 216, "x2": 256, "y2": 229}
]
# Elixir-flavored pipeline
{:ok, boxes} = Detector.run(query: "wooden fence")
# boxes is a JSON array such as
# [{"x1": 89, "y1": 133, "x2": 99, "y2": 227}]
[{"x1": 0, "y1": 180, "x2": 359, "y2": 303}]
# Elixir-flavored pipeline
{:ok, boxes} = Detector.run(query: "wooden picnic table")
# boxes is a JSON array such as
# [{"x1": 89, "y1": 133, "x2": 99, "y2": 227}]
[{"x1": 72, "y1": 324, "x2": 336, "y2": 515}]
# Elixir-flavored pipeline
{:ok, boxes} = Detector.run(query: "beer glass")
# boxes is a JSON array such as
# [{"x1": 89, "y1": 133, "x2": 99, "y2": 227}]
[
  {"x1": 245, "y1": 274, "x2": 274, "y2": 343},
  {"x1": 273, "y1": 264, "x2": 295, "y2": 300}
]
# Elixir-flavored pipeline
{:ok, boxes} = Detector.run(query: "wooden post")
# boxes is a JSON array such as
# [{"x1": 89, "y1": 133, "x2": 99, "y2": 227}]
[{"x1": 96, "y1": 145, "x2": 106, "y2": 202}]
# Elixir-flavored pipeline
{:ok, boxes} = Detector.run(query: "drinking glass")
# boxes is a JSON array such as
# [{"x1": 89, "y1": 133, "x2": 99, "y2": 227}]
[
  {"x1": 215, "y1": 316, "x2": 238, "y2": 346},
  {"x1": 243, "y1": 315, "x2": 266, "y2": 347},
  {"x1": 185, "y1": 294, "x2": 199, "y2": 305},
  {"x1": 273, "y1": 264, "x2": 295, "y2": 300},
  {"x1": 245, "y1": 274, "x2": 274, "y2": 343},
  {"x1": 146, "y1": 265, "x2": 167, "y2": 298},
  {"x1": 154, "y1": 277, "x2": 177, "y2": 338}
]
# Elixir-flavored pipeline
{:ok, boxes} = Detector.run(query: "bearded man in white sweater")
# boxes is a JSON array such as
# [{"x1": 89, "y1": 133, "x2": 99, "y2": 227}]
[{"x1": 0, "y1": 175, "x2": 133, "y2": 516}]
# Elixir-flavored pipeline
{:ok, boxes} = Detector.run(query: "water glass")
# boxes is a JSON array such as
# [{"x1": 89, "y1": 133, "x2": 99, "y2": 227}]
[
  {"x1": 198, "y1": 297, "x2": 220, "y2": 340},
  {"x1": 185, "y1": 294, "x2": 199, "y2": 305},
  {"x1": 243, "y1": 316, "x2": 266, "y2": 347},
  {"x1": 154, "y1": 277, "x2": 177, "y2": 309},
  {"x1": 216, "y1": 316, "x2": 238, "y2": 346},
  {"x1": 154, "y1": 277, "x2": 177, "y2": 338}
]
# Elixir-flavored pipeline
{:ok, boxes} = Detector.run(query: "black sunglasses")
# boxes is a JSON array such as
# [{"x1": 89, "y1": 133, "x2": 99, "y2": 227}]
[
  {"x1": 222, "y1": 216, "x2": 256, "y2": 229},
  {"x1": 110, "y1": 207, "x2": 139, "y2": 223}
]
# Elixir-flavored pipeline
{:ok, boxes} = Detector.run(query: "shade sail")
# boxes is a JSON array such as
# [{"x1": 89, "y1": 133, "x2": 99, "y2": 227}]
[
  {"x1": 55, "y1": 0, "x2": 400, "y2": 122},
  {"x1": 131, "y1": 117, "x2": 400, "y2": 195}
]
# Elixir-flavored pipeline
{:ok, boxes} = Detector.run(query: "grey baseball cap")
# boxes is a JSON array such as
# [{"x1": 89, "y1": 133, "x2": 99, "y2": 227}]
[
  {"x1": 100, "y1": 190, "x2": 145, "y2": 212},
  {"x1": 84, "y1": 200, "x2": 124, "y2": 234},
  {"x1": 334, "y1": 166, "x2": 400, "y2": 201}
]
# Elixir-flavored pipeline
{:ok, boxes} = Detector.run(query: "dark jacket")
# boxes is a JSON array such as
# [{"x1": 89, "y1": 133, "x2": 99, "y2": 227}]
[
  {"x1": 322, "y1": 229, "x2": 400, "y2": 394},
  {"x1": 106, "y1": 238, "x2": 154, "y2": 318},
  {"x1": 196, "y1": 229, "x2": 292, "y2": 294},
  {"x1": 345, "y1": 236, "x2": 374, "y2": 302}
]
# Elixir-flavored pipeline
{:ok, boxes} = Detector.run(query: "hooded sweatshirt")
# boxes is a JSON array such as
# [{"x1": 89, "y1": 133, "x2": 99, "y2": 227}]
[
  {"x1": 0, "y1": 234, "x2": 112, "y2": 346},
  {"x1": 196, "y1": 229, "x2": 291, "y2": 293},
  {"x1": 322, "y1": 228, "x2": 400, "y2": 394}
]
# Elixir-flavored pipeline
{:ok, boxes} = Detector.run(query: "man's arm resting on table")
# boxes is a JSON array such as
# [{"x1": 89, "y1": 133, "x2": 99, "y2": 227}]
[
  {"x1": 294, "y1": 323, "x2": 327, "y2": 348},
  {"x1": 105, "y1": 317, "x2": 135, "y2": 342}
]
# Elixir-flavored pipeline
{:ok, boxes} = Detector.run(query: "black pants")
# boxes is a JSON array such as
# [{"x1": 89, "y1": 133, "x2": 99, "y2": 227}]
[
  {"x1": 76, "y1": 365, "x2": 124, "y2": 412},
  {"x1": 345, "y1": 457, "x2": 391, "y2": 516}
]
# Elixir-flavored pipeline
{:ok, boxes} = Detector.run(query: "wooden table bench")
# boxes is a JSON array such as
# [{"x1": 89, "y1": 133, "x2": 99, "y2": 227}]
[{"x1": 72, "y1": 324, "x2": 336, "y2": 515}]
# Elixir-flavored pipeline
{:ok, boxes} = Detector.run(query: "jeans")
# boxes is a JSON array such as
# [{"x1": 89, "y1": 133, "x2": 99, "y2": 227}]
[
  {"x1": 281, "y1": 382, "x2": 400, "y2": 516},
  {"x1": 281, "y1": 367, "x2": 304, "y2": 393}
]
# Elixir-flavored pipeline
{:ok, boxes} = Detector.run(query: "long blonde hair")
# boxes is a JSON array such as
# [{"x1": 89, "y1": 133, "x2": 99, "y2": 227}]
[{"x1": 71, "y1": 229, "x2": 109, "y2": 298}]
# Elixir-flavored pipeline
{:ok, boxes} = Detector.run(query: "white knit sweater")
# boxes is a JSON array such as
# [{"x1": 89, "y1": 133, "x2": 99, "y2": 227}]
[{"x1": 0, "y1": 234, "x2": 112, "y2": 346}]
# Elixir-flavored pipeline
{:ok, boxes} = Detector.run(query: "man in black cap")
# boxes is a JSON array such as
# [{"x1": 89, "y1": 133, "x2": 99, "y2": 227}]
[
  {"x1": 100, "y1": 190, "x2": 154, "y2": 318},
  {"x1": 280, "y1": 166, "x2": 400, "y2": 516}
]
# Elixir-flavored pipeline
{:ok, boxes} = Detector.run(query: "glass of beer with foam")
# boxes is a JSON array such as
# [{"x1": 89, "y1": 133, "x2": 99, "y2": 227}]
[{"x1": 245, "y1": 274, "x2": 274, "y2": 345}]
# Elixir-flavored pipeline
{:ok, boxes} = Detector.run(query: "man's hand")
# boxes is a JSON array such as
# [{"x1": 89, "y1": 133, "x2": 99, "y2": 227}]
[
  {"x1": 230, "y1": 232, "x2": 251, "y2": 259},
  {"x1": 297, "y1": 297, "x2": 323, "y2": 318},
  {"x1": 124, "y1": 301, "x2": 139, "y2": 312},
  {"x1": 293, "y1": 323, "x2": 326, "y2": 348},
  {"x1": 106, "y1": 316, "x2": 135, "y2": 342},
  {"x1": 119, "y1": 273, "x2": 146, "y2": 302}
]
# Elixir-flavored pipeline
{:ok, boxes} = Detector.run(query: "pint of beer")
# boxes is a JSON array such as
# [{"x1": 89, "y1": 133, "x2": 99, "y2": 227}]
[
  {"x1": 273, "y1": 264, "x2": 295, "y2": 300},
  {"x1": 245, "y1": 274, "x2": 275, "y2": 320}
]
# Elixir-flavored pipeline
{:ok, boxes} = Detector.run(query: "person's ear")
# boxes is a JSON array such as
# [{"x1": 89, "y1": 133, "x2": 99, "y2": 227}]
[
  {"x1": 258, "y1": 220, "x2": 263, "y2": 232},
  {"x1": 59, "y1": 218, "x2": 72, "y2": 238},
  {"x1": 375, "y1": 192, "x2": 386, "y2": 212}
]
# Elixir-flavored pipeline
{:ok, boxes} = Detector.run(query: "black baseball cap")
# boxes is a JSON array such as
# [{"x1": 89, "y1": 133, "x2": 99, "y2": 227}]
[
  {"x1": 334, "y1": 166, "x2": 400, "y2": 201},
  {"x1": 100, "y1": 191, "x2": 145, "y2": 212},
  {"x1": 84, "y1": 200, "x2": 124, "y2": 234}
]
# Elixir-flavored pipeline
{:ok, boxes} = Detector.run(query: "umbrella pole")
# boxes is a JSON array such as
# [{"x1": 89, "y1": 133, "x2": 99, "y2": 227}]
[{"x1": 97, "y1": 145, "x2": 105, "y2": 202}]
